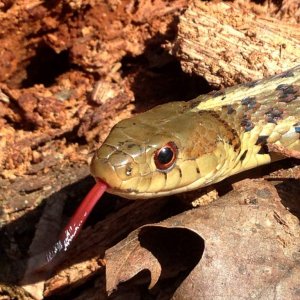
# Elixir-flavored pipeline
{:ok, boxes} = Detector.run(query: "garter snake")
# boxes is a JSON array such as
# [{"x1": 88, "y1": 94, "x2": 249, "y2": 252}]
[{"x1": 91, "y1": 65, "x2": 300, "y2": 199}]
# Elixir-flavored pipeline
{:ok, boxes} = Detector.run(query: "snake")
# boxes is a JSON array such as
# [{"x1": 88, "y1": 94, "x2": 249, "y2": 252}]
[
  {"x1": 90, "y1": 65, "x2": 300, "y2": 199},
  {"x1": 39, "y1": 65, "x2": 300, "y2": 268}
]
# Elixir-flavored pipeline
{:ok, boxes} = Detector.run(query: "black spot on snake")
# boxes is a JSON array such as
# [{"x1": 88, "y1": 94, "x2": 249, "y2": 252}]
[
  {"x1": 255, "y1": 135, "x2": 269, "y2": 145},
  {"x1": 265, "y1": 107, "x2": 283, "y2": 124},
  {"x1": 258, "y1": 144, "x2": 269, "y2": 155},
  {"x1": 240, "y1": 150, "x2": 248, "y2": 161},
  {"x1": 164, "y1": 172, "x2": 167, "y2": 181},
  {"x1": 241, "y1": 117, "x2": 254, "y2": 132},
  {"x1": 276, "y1": 84, "x2": 299, "y2": 103},
  {"x1": 226, "y1": 105, "x2": 235, "y2": 115},
  {"x1": 178, "y1": 167, "x2": 182, "y2": 178},
  {"x1": 196, "y1": 167, "x2": 200, "y2": 174},
  {"x1": 241, "y1": 96, "x2": 257, "y2": 110}
]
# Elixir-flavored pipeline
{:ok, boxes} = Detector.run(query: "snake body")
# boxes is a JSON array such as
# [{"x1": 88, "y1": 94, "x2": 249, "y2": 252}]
[{"x1": 91, "y1": 65, "x2": 300, "y2": 199}]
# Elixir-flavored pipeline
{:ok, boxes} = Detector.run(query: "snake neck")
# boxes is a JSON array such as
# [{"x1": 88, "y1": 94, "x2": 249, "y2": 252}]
[
  {"x1": 187, "y1": 64, "x2": 300, "y2": 180},
  {"x1": 188, "y1": 110, "x2": 270, "y2": 185}
]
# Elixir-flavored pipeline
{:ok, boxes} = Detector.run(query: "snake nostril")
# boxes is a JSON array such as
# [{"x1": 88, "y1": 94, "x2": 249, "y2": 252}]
[{"x1": 125, "y1": 164, "x2": 133, "y2": 176}]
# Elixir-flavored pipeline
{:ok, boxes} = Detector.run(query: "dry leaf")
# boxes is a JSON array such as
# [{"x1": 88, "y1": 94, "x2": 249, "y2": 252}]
[
  {"x1": 105, "y1": 180, "x2": 300, "y2": 298},
  {"x1": 106, "y1": 230, "x2": 162, "y2": 291}
]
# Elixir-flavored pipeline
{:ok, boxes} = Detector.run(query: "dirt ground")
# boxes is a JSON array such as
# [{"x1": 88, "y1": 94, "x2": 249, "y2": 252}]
[{"x1": 0, "y1": 0, "x2": 299, "y2": 299}]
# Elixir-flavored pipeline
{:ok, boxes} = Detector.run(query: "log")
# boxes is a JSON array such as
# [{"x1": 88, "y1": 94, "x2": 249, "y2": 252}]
[{"x1": 170, "y1": 0, "x2": 300, "y2": 87}]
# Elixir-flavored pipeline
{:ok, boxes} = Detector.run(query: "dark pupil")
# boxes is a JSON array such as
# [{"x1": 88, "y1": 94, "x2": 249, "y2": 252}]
[{"x1": 158, "y1": 147, "x2": 173, "y2": 164}]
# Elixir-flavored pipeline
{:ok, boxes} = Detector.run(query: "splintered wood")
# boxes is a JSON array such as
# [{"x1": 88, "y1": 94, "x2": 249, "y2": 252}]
[{"x1": 169, "y1": 1, "x2": 300, "y2": 87}]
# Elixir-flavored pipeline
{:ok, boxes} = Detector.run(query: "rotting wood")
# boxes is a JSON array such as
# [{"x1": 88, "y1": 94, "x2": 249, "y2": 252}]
[{"x1": 169, "y1": 0, "x2": 300, "y2": 88}]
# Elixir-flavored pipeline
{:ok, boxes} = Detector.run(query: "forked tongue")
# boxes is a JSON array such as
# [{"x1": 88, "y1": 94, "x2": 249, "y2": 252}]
[{"x1": 37, "y1": 181, "x2": 107, "y2": 271}]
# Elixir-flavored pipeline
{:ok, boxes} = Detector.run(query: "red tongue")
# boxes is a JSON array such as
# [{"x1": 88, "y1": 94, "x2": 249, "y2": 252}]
[{"x1": 45, "y1": 181, "x2": 107, "y2": 263}]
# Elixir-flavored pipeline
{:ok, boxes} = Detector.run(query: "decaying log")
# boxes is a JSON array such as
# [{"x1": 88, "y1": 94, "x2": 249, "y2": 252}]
[{"x1": 170, "y1": 0, "x2": 300, "y2": 87}]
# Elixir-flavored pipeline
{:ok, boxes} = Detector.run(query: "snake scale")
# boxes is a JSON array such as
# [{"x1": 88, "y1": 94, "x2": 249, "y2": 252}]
[{"x1": 91, "y1": 65, "x2": 300, "y2": 199}]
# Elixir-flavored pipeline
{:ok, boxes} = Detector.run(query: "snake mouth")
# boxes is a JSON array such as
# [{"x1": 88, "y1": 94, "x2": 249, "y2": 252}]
[
  {"x1": 95, "y1": 177, "x2": 110, "y2": 188},
  {"x1": 95, "y1": 176, "x2": 142, "y2": 198}
]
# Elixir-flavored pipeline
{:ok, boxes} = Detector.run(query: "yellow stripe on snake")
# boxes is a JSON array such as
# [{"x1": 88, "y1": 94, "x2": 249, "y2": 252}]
[{"x1": 91, "y1": 65, "x2": 300, "y2": 199}]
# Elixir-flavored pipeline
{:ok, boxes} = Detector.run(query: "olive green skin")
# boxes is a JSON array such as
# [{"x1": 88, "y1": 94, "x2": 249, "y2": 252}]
[
  {"x1": 91, "y1": 65, "x2": 300, "y2": 199},
  {"x1": 90, "y1": 102, "x2": 228, "y2": 198}
]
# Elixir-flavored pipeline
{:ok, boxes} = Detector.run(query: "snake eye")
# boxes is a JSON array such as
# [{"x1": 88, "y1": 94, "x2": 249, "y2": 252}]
[{"x1": 154, "y1": 142, "x2": 177, "y2": 171}]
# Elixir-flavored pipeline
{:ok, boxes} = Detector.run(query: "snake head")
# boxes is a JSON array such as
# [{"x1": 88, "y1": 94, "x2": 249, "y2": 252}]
[{"x1": 91, "y1": 101, "x2": 228, "y2": 199}]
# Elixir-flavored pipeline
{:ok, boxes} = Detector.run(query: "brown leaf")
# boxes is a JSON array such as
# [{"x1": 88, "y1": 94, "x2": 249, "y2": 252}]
[
  {"x1": 105, "y1": 180, "x2": 300, "y2": 298},
  {"x1": 106, "y1": 225, "x2": 205, "y2": 295},
  {"x1": 106, "y1": 230, "x2": 162, "y2": 293}
]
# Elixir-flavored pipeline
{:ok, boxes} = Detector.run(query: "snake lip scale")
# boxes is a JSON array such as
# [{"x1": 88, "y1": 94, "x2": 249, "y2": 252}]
[{"x1": 91, "y1": 65, "x2": 300, "y2": 199}]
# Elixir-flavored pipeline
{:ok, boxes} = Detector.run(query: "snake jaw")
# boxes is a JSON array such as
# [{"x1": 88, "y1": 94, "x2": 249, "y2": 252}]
[{"x1": 90, "y1": 155, "x2": 122, "y2": 190}]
